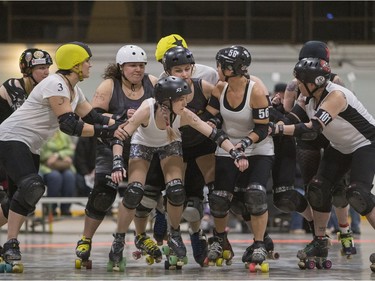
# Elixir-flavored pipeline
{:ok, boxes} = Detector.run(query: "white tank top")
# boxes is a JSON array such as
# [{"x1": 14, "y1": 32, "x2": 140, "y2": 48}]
[
  {"x1": 217, "y1": 81, "x2": 274, "y2": 157},
  {"x1": 0, "y1": 74, "x2": 86, "y2": 154},
  {"x1": 305, "y1": 81, "x2": 375, "y2": 154},
  {"x1": 131, "y1": 98, "x2": 182, "y2": 147}
]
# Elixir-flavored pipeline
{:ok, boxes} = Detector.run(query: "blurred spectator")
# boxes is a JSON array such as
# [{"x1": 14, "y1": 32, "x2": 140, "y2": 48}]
[
  {"x1": 73, "y1": 136, "x2": 96, "y2": 197},
  {"x1": 39, "y1": 130, "x2": 76, "y2": 216}
]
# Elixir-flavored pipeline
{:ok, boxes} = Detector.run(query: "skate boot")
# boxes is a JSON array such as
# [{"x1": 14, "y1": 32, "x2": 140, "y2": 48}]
[
  {"x1": 370, "y1": 253, "x2": 375, "y2": 273},
  {"x1": 242, "y1": 233, "x2": 279, "y2": 262},
  {"x1": 107, "y1": 233, "x2": 126, "y2": 272},
  {"x1": 153, "y1": 209, "x2": 168, "y2": 246},
  {"x1": 75, "y1": 236, "x2": 92, "y2": 269},
  {"x1": 337, "y1": 230, "x2": 357, "y2": 258},
  {"x1": 189, "y1": 228, "x2": 208, "y2": 267},
  {"x1": 297, "y1": 236, "x2": 332, "y2": 269},
  {"x1": 245, "y1": 241, "x2": 269, "y2": 273},
  {"x1": 162, "y1": 226, "x2": 188, "y2": 269},
  {"x1": 207, "y1": 229, "x2": 234, "y2": 266},
  {"x1": 1, "y1": 238, "x2": 23, "y2": 273},
  {"x1": 133, "y1": 232, "x2": 162, "y2": 265}
]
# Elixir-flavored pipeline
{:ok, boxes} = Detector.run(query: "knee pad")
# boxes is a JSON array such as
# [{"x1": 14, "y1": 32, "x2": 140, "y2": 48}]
[
  {"x1": 230, "y1": 196, "x2": 251, "y2": 221},
  {"x1": 1, "y1": 196, "x2": 10, "y2": 219},
  {"x1": 307, "y1": 176, "x2": 332, "y2": 212},
  {"x1": 86, "y1": 175, "x2": 117, "y2": 220},
  {"x1": 122, "y1": 182, "x2": 144, "y2": 209},
  {"x1": 165, "y1": 179, "x2": 185, "y2": 206},
  {"x1": 244, "y1": 184, "x2": 268, "y2": 216},
  {"x1": 135, "y1": 203, "x2": 153, "y2": 218},
  {"x1": 273, "y1": 186, "x2": 308, "y2": 213},
  {"x1": 332, "y1": 181, "x2": 349, "y2": 208},
  {"x1": 12, "y1": 174, "x2": 45, "y2": 215},
  {"x1": 208, "y1": 190, "x2": 232, "y2": 218},
  {"x1": 346, "y1": 182, "x2": 375, "y2": 216},
  {"x1": 182, "y1": 197, "x2": 203, "y2": 223}
]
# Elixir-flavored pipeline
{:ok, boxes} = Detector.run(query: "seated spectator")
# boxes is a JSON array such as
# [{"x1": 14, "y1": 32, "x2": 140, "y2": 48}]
[
  {"x1": 39, "y1": 130, "x2": 76, "y2": 216},
  {"x1": 73, "y1": 136, "x2": 96, "y2": 197}
]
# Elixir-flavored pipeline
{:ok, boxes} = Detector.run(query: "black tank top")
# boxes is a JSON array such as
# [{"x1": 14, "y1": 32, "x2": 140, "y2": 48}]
[{"x1": 0, "y1": 78, "x2": 26, "y2": 124}]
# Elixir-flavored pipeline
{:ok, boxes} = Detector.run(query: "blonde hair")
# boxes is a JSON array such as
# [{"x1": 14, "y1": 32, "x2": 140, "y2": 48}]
[
  {"x1": 158, "y1": 103, "x2": 179, "y2": 142},
  {"x1": 24, "y1": 77, "x2": 35, "y2": 95}
]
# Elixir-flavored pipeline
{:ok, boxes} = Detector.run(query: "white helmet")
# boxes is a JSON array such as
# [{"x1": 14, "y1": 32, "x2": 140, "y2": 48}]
[{"x1": 116, "y1": 45, "x2": 147, "y2": 65}]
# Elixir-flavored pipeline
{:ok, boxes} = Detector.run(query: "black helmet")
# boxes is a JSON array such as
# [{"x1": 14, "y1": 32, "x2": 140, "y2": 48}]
[
  {"x1": 162, "y1": 46, "x2": 195, "y2": 73},
  {"x1": 19, "y1": 48, "x2": 53, "y2": 75},
  {"x1": 154, "y1": 76, "x2": 191, "y2": 104},
  {"x1": 298, "y1": 41, "x2": 330, "y2": 62},
  {"x1": 294, "y1": 58, "x2": 331, "y2": 87},
  {"x1": 215, "y1": 45, "x2": 251, "y2": 76}
]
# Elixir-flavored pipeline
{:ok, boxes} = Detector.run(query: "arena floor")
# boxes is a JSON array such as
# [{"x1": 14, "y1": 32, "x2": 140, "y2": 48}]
[{"x1": 0, "y1": 215, "x2": 374, "y2": 280}]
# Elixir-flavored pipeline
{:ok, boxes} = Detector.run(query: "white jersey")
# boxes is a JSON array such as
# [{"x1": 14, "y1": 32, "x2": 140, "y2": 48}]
[
  {"x1": 0, "y1": 74, "x2": 86, "y2": 154},
  {"x1": 159, "y1": 63, "x2": 219, "y2": 85},
  {"x1": 131, "y1": 98, "x2": 182, "y2": 147},
  {"x1": 217, "y1": 80, "x2": 274, "y2": 157},
  {"x1": 305, "y1": 81, "x2": 375, "y2": 154}
]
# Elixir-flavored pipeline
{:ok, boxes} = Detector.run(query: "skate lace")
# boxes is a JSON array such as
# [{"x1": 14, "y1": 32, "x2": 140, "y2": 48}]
[
  {"x1": 77, "y1": 237, "x2": 91, "y2": 252},
  {"x1": 112, "y1": 235, "x2": 125, "y2": 252},
  {"x1": 253, "y1": 246, "x2": 267, "y2": 258},
  {"x1": 208, "y1": 240, "x2": 222, "y2": 255},
  {"x1": 340, "y1": 234, "x2": 353, "y2": 248},
  {"x1": 139, "y1": 236, "x2": 158, "y2": 252}
]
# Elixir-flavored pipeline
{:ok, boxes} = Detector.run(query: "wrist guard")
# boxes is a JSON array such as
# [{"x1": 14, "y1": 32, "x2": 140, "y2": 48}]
[
  {"x1": 269, "y1": 122, "x2": 284, "y2": 136},
  {"x1": 239, "y1": 137, "x2": 252, "y2": 152},
  {"x1": 112, "y1": 155, "x2": 124, "y2": 173},
  {"x1": 229, "y1": 148, "x2": 247, "y2": 161},
  {"x1": 94, "y1": 123, "x2": 119, "y2": 138}
]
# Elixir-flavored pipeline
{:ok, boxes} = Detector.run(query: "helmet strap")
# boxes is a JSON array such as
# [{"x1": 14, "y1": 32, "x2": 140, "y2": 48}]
[{"x1": 304, "y1": 83, "x2": 321, "y2": 97}]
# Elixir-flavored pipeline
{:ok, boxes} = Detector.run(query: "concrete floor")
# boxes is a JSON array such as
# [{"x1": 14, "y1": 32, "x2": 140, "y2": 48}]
[{"x1": 0, "y1": 215, "x2": 374, "y2": 280}]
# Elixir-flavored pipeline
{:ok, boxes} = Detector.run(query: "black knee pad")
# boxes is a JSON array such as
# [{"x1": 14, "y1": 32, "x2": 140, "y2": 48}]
[
  {"x1": 230, "y1": 196, "x2": 251, "y2": 221},
  {"x1": 1, "y1": 196, "x2": 10, "y2": 219},
  {"x1": 86, "y1": 174, "x2": 117, "y2": 220},
  {"x1": 307, "y1": 176, "x2": 332, "y2": 212},
  {"x1": 135, "y1": 203, "x2": 153, "y2": 218},
  {"x1": 208, "y1": 190, "x2": 232, "y2": 218},
  {"x1": 122, "y1": 182, "x2": 144, "y2": 209},
  {"x1": 12, "y1": 174, "x2": 45, "y2": 215},
  {"x1": 273, "y1": 186, "x2": 308, "y2": 213},
  {"x1": 182, "y1": 197, "x2": 203, "y2": 222},
  {"x1": 165, "y1": 179, "x2": 185, "y2": 206},
  {"x1": 346, "y1": 182, "x2": 375, "y2": 216},
  {"x1": 244, "y1": 184, "x2": 268, "y2": 216},
  {"x1": 332, "y1": 181, "x2": 349, "y2": 208}
]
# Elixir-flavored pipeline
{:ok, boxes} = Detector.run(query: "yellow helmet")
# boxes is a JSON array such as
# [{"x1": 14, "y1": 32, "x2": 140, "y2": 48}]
[
  {"x1": 55, "y1": 41, "x2": 92, "y2": 70},
  {"x1": 155, "y1": 34, "x2": 188, "y2": 62}
]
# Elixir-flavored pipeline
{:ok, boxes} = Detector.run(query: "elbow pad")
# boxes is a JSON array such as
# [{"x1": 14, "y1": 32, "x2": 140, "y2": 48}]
[
  {"x1": 290, "y1": 104, "x2": 309, "y2": 123},
  {"x1": 199, "y1": 110, "x2": 214, "y2": 122},
  {"x1": 293, "y1": 119, "x2": 323, "y2": 140},
  {"x1": 252, "y1": 123, "x2": 269, "y2": 143},
  {"x1": 82, "y1": 108, "x2": 110, "y2": 125},
  {"x1": 58, "y1": 112, "x2": 84, "y2": 136}
]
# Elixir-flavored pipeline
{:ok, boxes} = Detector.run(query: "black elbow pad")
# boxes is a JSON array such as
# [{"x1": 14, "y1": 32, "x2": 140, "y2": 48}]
[
  {"x1": 252, "y1": 123, "x2": 269, "y2": 143},
  {"x1": 82, "y1": 108, "x2": 110, "y2": 125},
  {"x1": 58, "y1": 112, "x2": 84, "y2": 136}
]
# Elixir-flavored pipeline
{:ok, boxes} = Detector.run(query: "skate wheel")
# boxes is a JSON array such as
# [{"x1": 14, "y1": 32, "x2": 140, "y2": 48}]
[
  {"x1": 270, "y1": 251, "x2": 280, "y2": 260},
  {"x1": 161, "y1": 246, "x2": 170, "y2": 256},
  {"x1": 132, "y1": 251, "x2": 142, "y2": 260},
  {"x1": 249, "y1": 263, "x2": 256, "y2": 272},
  {"x1": 208, "y1": 260, "x2": 215, "y2": 266},
  {"x1": 12, "y1": 263, "x2": 23, "y2": 273},
  {"x1": 83, "y1": 259, "x2": 92, "y2": 269},
  {"x1": 323, "y1": 259, "x2": 332, "y2": 269},
  {"x1": 260, "y1": 262, "x2": 269, "y2": 273},
  {"x1": 215, "y1": 258, "x2": 223, "y2": 266},
  {"x1": 75, "y1": 259, "x2": 82, "y2": 269},
  {"x1": 119, "y1": 259, "x2": 126, "y2": 272},
  {"x1": 146, "y1": 256, "x2": 154, "y2": 265},
  {"x1": 182, "y1": 256, "x2": 188, "y2": 265},
  {"x1": 370, "y1": 263, "x2": 375, "y2": 273},
  {"x1": 106, "y1": 261, "x2": 114, "y2": 272},
  {"x1": 222, "y1": 250, "x2": 232, "y2": 260},
  {"x1": 306, "y1": 260, "x2": 315, "y2": 269},
  {"x1": 4, "y1": 263, "x2": 13, "y2": 273},
  {"x1": 169, "y1": 255, "x2": 178, "y2": 265},
  {"x1": 298, "y1": 261, "x2": 306, "y2": 270},
  {"x1": 370, "y1": 253, "x2": 375, "y2": 263}
]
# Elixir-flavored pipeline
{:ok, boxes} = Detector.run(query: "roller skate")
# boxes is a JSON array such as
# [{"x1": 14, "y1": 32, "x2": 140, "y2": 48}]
[
  {"x1": 153, "y1": 209, "x2": 168, "y2": 246},
  {"x1": 75, "y1": 236, "x2": 92, "y2": 269},
  {"x1": 206, "y1": 229, "x2": 234, "y2": 266},
  {"x1": 297, "y1": 236, "x2": 332, "y2": 270},
  {"x1": 242, "y1": 233, "x2": 279, "y2": 262},
  {"x1": 162, "y1": 226, "x2": 188, "y2": 270},
  {"x1": 189, "y1": 228, "x2": 208, "y2": 267},
  {"x1": 370, "y1": 253, "x2": 375, "y2": 273},
  {"x1": 244, "y1": 241, "x2": 269, "y2": 273},
  {"x1": 132, "y1": 232, "x2": 162, "y2": 265},
  {"x1": 337, "y1": 230, "x2": 356, "y2": 258},
  {"x1": 107, "y1": 233, "x2": 126, "y2": 272},
  {"x1": 0, "y1": 239, "x2": 24, "y2": 273}
]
